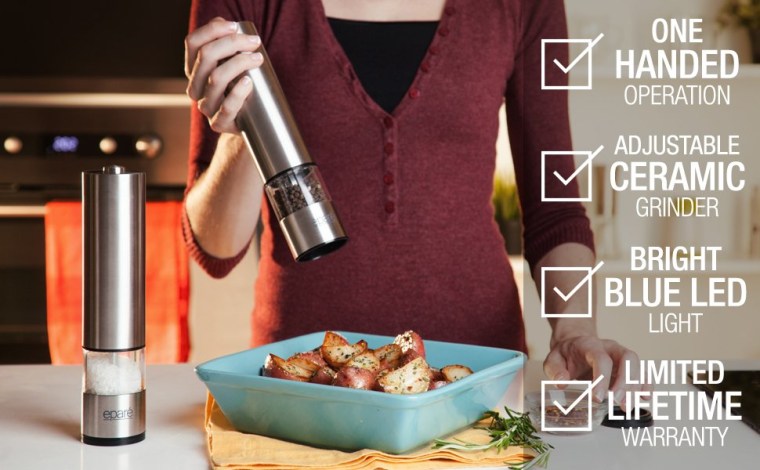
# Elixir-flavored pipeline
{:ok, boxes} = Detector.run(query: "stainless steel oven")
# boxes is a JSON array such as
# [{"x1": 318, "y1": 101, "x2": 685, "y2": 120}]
[{"x1": 0, "y1": 0, "x2": 191, "y2": 363}]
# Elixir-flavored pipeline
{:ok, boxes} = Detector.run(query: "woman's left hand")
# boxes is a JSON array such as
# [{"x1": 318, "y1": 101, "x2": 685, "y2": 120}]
[
  {"x1": 543, "y1": 333, "x2": 648, "y2": 410},
  {"x1": 533, "y1": 243, "x2": 651, "y2": 409}
]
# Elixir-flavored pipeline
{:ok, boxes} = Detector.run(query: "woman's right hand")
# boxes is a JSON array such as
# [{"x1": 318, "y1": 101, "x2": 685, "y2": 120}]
[{"x1": 184, "y1": 17, "x2": 263, "y2": 134}]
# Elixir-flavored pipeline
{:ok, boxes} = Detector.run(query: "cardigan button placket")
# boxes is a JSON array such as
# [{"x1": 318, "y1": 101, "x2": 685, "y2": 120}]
[
  {"x1": 381, "y1": 117, "x2": 399, "y2": 225},
  {"x1": 424, "y1": 16, "x2": 450, "y2": 75},
  {"x1": 370, "y1": 5, "x2": 457, "y2": 224}
]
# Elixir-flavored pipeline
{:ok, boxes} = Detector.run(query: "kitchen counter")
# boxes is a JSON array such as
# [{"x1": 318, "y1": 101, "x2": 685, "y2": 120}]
[
  {"x1": 0, "y1": 361, "x2": 758, "y2": 469},
  {"x1": 0, "y1": 364, "x2": 208, "y2": 469}
]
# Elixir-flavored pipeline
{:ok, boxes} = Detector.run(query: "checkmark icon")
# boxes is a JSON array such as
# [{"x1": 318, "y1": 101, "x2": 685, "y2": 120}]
[
  {"x1": 541, "y1": 147, "x2": 601, "y2": 202},
  {"x1": 541, "y1": 33, "x2": 605, "y2": 90},
  {"x1": 540, "y1": 261, "x2": 604, "y2": 318},
  {"x1": 552, "y1": 375, "x2": 605, "y2": 415},
  {"x1": 552, "y1": 261, "x2": 605, "y2": 302},
  {"x1": 552, "y1": 33, "x2": 605, "y2": 75},
  {"x1": 553, "y1": 145, "x2": 604, "y2": 186},
  {"x1": 541, "y1": 375, "x2": 605, "y2": 431}
]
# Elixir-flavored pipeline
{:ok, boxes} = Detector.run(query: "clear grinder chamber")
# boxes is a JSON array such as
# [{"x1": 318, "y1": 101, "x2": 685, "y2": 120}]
[{"x1": 234, "y1": 21, "x2": 348, "y2": 262}]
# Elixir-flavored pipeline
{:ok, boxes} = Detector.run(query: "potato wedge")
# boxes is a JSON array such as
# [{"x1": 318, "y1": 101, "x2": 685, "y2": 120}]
[
  {"x1": 322, "y1": 331, "x2": 350, "y2": 347},
  {"x1": 429, "y1": 367, "x2": 445, "y2": 382},
  {"x1": 262, "y1": 331, "x2": 475, "y2": 394},
  {"x1": 398, "y1": 349, "x2": 422, "y2": 368},
  {"x1": 310, "y1": 366, "x2": 337, "y2": 385},
  {"x1": 287, "y1": 356, "x2": 321, "y2": 376},
  {"x1": 393, "y1": 330, "x2": 426, "y2": 359},
  {"x1": 263, "y1": 354, "x2": 311, "y2": 382},
  {"x1": 377, "y1": 357, "x2": 431, "y2": 394},
  {"x1": 345, "y1": 350, "x2": 381, "y2": 373},
  {"x1": 373, "y1": 369, "x2": 390, "y2": 392},
  {"x1": 373, "y1": 343, "x2": 403, "y2": 370},
  {"x1": 321, "y1": 339, "x2": 368, "y2": 369},
  {"x1": 333, "y1": 366, "x2": 376, "y2": 390},
  {"x1": 441, "y1": 364, "x2": 474, "y2": 382},
  {"x1": 289, "y1": 350, "x2": 327, "y2": 369}
]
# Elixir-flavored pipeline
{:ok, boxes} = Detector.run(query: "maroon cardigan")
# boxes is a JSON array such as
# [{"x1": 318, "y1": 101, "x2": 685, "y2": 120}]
[{"x1": 183, "y1": 0, "x2": 594, "y2": 352}]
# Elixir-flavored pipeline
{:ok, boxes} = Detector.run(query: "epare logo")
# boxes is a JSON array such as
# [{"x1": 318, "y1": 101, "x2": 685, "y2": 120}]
[{"x1": 103, "y1": 408, "x2": 135, "y2": 421}]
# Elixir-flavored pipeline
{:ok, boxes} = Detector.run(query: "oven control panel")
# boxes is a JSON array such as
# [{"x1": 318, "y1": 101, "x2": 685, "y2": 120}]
[
  {"x1": 0, "y1": 89, "x2": 189, "y2": 189},
  {"x1": 1, "y1": 133, "x2": 163, "y2": 159}
]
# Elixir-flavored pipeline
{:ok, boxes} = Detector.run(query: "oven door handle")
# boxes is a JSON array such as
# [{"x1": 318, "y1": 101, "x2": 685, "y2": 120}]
[{"x1": 0, "y1": 205, "x2": 47, "y2": 218}]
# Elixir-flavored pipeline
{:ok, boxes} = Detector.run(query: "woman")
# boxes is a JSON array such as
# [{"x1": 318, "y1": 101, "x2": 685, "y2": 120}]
[{"x1": 183, "y1": 0, "x2": 644, "y2": 404}]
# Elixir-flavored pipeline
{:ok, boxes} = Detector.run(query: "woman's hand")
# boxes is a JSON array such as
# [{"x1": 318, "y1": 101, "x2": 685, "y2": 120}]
[
  {"x1": 543, "y1": 333, "x2": 648, "y2": 410},
  {"x1": 533, "y1": 243, "x2": 650, "y2": 410},
  {"x1": 184, "y1": 17, "x2": 263, "y2": 133}
]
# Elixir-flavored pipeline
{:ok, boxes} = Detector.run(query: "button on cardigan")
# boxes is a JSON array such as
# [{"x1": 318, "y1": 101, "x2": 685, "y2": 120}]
[{"x1": 183, "y1": 0, "x2": 594, "y2": 351}]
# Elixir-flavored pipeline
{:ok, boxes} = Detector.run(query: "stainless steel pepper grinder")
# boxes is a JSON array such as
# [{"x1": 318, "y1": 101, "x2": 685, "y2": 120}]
[
  {"x1": 234, "y1": 21, "x2": 348, "y2": 262},
  {"x1": 81, "y1": 165, "x2": 146, "y2": 446}
]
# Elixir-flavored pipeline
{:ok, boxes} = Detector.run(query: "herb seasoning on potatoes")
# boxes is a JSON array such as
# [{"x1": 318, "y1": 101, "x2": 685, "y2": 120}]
[{"x1": 262, "y1": 330, "x2": 474, "y2": 394}]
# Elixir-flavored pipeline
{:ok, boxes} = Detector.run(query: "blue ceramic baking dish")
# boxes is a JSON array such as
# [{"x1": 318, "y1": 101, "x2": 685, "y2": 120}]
[{"x1": 195, "y1": 331, "x2": 525, "y2": 454}]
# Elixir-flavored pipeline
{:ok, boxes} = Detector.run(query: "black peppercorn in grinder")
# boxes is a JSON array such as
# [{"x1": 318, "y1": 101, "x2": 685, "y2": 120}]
[{"x1": 234, "y1": 21, "x2": 348, "y2": 262}]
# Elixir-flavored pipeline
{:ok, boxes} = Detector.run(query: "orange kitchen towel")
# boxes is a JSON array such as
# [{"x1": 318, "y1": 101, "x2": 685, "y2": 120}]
[
  {"x1": 45, "y1": 201, "x2": 190, "y2": 364},
  {"x1": 204, "y1": 395, "x2": 535, "y2": 470}
]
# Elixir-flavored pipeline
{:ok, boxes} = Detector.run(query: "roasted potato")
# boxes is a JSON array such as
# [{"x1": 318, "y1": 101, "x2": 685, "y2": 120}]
[
  {"x1": 262, "y1": 331, "x2": 474, "y2": 395},
  {"x1": 345, "y1": 350, "x2": 381, "y2": 373},
  {"x1": 429, "y1": 367, "x2": 445, "y2": 382},
  {"x1": 289, "y1": 350, "x2": 327, "y2": 369},
  {"x1": 333, "y1": 366, "x2": 376, "y2": 390},
  {"x1": 286, "y1": 356, "x2": 322, "y2": 377},
  {"x1": 310, "y1": 366, "x2": 337, "y2": 385},
  {"x1": 322, "y1": 331, "x2": 350, "y2": 347},
  {"x1": 393, "y1": 330, "x2": 426, "y2": 359},
  {"x1": 377, "y1": 357, "x2": 431, "y2": 394},
  {"x1": 320, "y1": 332, "x2": 369, "y2": 369},
  {"x1": 398, "y1": 349, "x2": 422, "y2": 367},
  {"x1": 263, "y1": 354, "x2": 311, "y2": 382},
  {"x1": 441, "y1": 364, "x2": 474, "y2": 382},
  {"x1": 373, "y1": 343, "x2": 403, "y2": 371},
  {"x1": 373, "y1": 369, "x2": 390, "y2": 392}
]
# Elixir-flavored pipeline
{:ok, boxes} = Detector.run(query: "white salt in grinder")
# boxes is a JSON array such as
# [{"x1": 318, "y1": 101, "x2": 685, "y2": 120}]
[
  {"x1": 234, "y1": 21, "x2": 348, "y2": 261},
  {"x1": 81, "y1": 166, "x2": 146, "y2": 446}
]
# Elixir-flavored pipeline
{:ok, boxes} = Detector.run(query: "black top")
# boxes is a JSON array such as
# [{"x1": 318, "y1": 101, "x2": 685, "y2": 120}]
[{"x1": 327, "y1": 18, "x2": 438, "y2": 114}]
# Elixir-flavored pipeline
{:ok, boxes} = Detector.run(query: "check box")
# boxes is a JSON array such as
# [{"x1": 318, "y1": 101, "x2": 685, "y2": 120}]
[
  {"x1": 541, "y1": 145, "x2": 603, "y2": 202},
  {"x1": 541, "y1": 261, "x2": 604, "y2": 318},
  {"x1": 542, "y1": 33, "x2": 604, "y2": 90},
  {"x1": 541, "y1": 375, "x2": 604, "y2": 432}
]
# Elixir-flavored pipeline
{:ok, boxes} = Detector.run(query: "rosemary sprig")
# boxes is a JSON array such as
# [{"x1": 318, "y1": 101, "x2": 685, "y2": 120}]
[{"x1": 432, "y1": 407, "x2": 553, "y2": 469}]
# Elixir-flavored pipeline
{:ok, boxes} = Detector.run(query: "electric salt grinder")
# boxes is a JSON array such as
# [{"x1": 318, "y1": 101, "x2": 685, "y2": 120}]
[
  {"x1": 81, "y1": 166, "x2": 146, "y2": 446},
  {"x1": 235, "y1": 21, "x2": 348, "y2": 261}
]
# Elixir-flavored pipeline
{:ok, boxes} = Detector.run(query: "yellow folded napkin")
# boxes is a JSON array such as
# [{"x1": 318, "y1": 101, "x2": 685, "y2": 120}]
[{"x1": 204, "y1": 394, "x2": 534, "y2": 469}]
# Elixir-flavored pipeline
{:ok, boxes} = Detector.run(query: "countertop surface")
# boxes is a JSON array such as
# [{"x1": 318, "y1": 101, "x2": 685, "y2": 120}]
[{"x1": 0, "y1": 361, "x2": 758, "y2": 469}]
